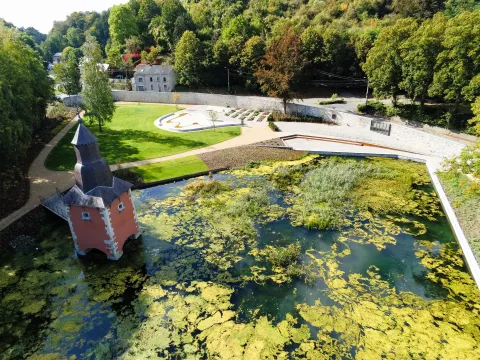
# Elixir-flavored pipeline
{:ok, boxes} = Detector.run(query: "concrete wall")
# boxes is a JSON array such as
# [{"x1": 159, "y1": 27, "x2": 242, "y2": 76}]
[{"x1": 65, "y1": 91, "x2": 466, "y2": 158}]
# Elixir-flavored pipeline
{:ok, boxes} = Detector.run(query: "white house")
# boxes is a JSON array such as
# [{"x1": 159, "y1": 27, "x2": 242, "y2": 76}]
[
  {"x1": 133, "y1": 65, "x2": 177, "y2": 92},
  {"x1": 52, "y1": 52, "x2": 62, "y2": 64}
]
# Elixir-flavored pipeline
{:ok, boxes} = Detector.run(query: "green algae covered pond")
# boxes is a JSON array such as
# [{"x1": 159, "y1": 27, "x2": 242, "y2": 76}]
[{"x1": 1, "y1": 156, "x2": 480, "y2": 359}]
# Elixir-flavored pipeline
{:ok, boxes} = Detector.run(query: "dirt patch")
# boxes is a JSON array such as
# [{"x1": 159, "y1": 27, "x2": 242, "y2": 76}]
[
  {"x1": 252, "y1": 138, "x2": 287, "y2": 147},
  {"x1": 198, "y1": 146, "x2": 306, "y2": 169}
]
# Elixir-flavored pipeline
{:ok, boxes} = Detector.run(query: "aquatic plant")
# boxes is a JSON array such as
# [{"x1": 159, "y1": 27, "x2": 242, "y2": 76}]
[{"x1": 1, "y1": 156, "x2": 480, "y2": 359}]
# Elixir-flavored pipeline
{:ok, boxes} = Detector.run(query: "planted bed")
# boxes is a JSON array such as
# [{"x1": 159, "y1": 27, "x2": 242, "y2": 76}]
[{"x1": 1, "y1": 156, "x2": 479, "y2": 359}]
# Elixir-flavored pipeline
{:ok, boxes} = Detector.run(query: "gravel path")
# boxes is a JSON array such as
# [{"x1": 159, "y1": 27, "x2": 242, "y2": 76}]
[{"x1": 0, "y1": 115, "x2": 280, "y2": 231}]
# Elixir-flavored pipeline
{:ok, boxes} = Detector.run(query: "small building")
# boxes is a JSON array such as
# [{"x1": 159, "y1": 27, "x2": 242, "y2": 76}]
[
  {"x1": 52, "y1": 52, "x2": 62, "y2": 64},
  {"x1": 63, "y1": 118, "x2": 141, "y2": 260},
  {"x1": 133, "y1": 64, "x2": 177, "y2": 92}
]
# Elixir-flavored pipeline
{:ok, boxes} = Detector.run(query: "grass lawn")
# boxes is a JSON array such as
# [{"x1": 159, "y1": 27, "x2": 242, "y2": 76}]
[
  {"x1": 45, "y1": 103, "x2": 241, "y2": 171},
  {"x1": 128, "y1": 155, "x2": 209, "y2": 182}
]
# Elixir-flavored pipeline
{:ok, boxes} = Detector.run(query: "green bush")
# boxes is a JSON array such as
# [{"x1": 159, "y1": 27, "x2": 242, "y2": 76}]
[
  {"x1": 318, "y1": 96, "x2": 346, "y2": 105},
  {"x1": 46, "y1": 102, "x2": 77, "y2": 120},
  {"x1": 269, "y1": 110, "x2": 325, "y2": 123},
  {"x1": 357, "y1": 100, "x2": 387, "y2": 116},
  {"x1": 268, "y1": 121, "x2": 279, "y2": 132}
]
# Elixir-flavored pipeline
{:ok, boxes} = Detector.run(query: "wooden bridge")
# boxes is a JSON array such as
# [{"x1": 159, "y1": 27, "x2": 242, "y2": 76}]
[{"x1": 40, "y1": 189, "x2": 69, "y2": 221}]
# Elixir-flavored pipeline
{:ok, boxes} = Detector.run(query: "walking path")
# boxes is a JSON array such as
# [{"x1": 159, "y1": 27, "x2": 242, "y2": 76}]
[
  {"x1": 0, "y1": 105, "x2": 470, "y2": 233},
  {"x1": 0, "y1": 117, "x2": 280, "y2": 232}
]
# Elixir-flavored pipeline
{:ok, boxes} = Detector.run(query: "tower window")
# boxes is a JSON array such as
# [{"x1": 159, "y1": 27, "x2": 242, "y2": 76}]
[
  {"x1": 82, "y1": 212, "x2": 90, "y2": 220},
  {"x1": 118, "y1": 202, "x2": 125, "y2": 212}
]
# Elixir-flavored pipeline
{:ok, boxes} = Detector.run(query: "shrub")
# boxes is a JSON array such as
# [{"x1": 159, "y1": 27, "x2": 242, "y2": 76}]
[
  {"x1": 184, "y1": 179, "x2": 230, "y2": 196},
  {"x1": 46, "y1": 102, "x2": 76, "y2": 119},
  {"x1": 318, "y1": 94, "x2": 346, "y2": 105},
  {"x1": 268, "y1": 121, "x2": 279, "y2": 132},
  {"x1": 264, "y1": 242, "x2": 301, "y2": 268},
  {"x1": 357, "y1": 100, "x2": 387, "y2": 116},
  {"x1": 444, "y1": 142, "x2": 480, "y2": 177},
  {"x1": 269, "y1": 110, "x2": 325, "y2": 123}
]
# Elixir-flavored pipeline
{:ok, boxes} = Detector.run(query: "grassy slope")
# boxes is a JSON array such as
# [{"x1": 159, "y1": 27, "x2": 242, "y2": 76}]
[
  {"x1": 438, "y1": 171, "x2": 480, "y2": 259},
  {"x1": 45, "y1": 104, "x2": 241, "y2": 171},
  {"x1": 129, "y1": 155, "x2": 209, "y2": 182}
]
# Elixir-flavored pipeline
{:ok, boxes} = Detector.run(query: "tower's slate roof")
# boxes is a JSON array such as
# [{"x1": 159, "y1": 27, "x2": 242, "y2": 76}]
[
  {"x1": 134, "y1": 64, "x2": 174, "y2": 76},
  {"x1": 71, "y1": 123, "x2": 98, "y2": 145},
  {"x1": 63, "y1": 120, "x2": 133, "y2": 208},
  {"x1": 63, "y1": 177, "x2": 133, "y2": 208}
]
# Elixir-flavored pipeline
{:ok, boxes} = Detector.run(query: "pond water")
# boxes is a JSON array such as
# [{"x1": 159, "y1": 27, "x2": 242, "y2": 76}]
[{"x1": 1, "y1": 156, "x2": 479, "y2": 359}]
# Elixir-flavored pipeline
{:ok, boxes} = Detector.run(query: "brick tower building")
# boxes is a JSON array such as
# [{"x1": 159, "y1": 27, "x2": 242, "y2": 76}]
[{"x1": 63, "y1": 118, "x2": 141, "y2": 260}]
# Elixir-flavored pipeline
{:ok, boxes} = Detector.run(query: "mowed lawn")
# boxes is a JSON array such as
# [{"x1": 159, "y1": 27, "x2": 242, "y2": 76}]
[
  {"x1": 129, "y1": 155, "x2": 209, "y2": 182},
  {"x1": 45, "y1": 104, "x2": 241, "y2": 171}
]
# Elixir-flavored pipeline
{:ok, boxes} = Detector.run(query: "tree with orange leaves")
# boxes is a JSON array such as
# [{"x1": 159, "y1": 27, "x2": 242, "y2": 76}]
[{"x1": 254, "y1": 29, "x2": 306, "y2": 113}]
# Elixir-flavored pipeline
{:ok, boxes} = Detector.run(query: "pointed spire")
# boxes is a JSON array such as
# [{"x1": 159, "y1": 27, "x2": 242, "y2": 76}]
[{"x1": 71, "y1": 120, "x2": 98, "y2": 146}]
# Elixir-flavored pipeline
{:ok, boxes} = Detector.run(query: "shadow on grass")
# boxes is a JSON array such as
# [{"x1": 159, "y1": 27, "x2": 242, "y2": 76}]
[{"x1": 45, "y1": 125, "x2": 227, "y2": 171}]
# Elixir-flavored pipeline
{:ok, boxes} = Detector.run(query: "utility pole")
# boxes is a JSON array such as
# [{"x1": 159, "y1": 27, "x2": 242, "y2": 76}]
[
  {"x1": 227, "y1": 68, "x2": 230, "y2": 93},
  {"x1": 365, "y1": 78, "x2": 369, "y2": 106}
]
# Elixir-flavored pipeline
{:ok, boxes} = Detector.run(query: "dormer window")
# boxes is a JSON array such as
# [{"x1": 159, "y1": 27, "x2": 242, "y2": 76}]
[
  {"x1": 82, "y1": 212, "x2": 90, "y2": 220},
  {"x1": 163, "y1": 77, "x2": 167, "y2": 82},
  {"x1": 118, "y1": 202, "x2": 125, "y2": 212}
]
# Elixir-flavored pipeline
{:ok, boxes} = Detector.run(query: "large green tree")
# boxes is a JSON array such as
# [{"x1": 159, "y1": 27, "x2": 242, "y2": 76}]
[
  {"x1": 174, "y1": 31, "x2": 202, "y2": 86},
  {"x1": 430, "y1": 11, "x2": 480, "y2": 113},
  {"x1": 53, "y1": 56, "x2": 81, "y2": 97},
  {"x1": 81, "y1": 35, "x2": 115, "y2": 132},
  {"x1": 0, "y1": 25, "x2": 52, "y2": 172},
  {"x1": 400, "y1": 14, "x2": 446, "y2": 106},
  {"x1": 254, "y1": 29, "x2": 306, "y2": 113},
  {"x1": 108, "y1": 4, "x2": 138, "y2": 46},
  {"x1": 363, "y1": 18, "x2": 418, "y2": 105},
  {"x1": 149, "y1": 0, "x2": 193, "y2": 50}
]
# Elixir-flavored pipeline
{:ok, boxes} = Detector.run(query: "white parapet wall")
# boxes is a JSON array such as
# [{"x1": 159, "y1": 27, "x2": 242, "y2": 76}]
[{"x1": 68, "y1": 91, "x2": 465, "y2": 159}]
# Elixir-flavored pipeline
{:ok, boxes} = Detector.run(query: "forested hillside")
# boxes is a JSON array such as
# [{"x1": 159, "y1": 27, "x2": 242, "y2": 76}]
[{"x1": 33, "y1": 0, "x2": 480, "y2": 132}]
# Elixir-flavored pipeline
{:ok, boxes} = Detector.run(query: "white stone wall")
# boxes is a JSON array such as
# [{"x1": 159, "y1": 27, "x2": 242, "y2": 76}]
[{"x1": 65, "y1": 91, "x2": 466, "y2": 159}]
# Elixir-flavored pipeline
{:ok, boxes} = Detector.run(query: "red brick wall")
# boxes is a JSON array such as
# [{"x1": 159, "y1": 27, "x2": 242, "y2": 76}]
[
  {"x1": 109, "y1": 192, "x2": 140, "y2": 254},
  {"x1": 70, "y1": 206, "x2": 110, "y2": 256}
]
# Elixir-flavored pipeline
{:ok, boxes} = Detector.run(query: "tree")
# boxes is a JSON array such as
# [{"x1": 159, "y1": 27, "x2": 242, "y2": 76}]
[
  {"x1": 363, "y1": 19, "x2": 418, "y2": 105},
  {"x1": 66, "y1": 27, "x2": 84, "y2": 48},
  {"x1": 430, "y1": 12, "x2": 480, "y2": 114},
  {"x1": 254, "y1": 29, "x2": 306, "y2": 113},
  {"x1": 149, "y1": 0, "x2": 192, "y2": 50},
  {"x1": 62, "y1": 46, "x2": 83, "y2": 62},
  {"x1": 41, "y1": 30, "x2": 67, "y2": 61},
  {"x1": 81, "y1": 35, "x2": 115, "y2": 132},
  {"x1": 174, "y1": 31, "x2": 202, "y2": 86},
  {"x1": 53, "y1": 57, "x2": 81, "y2": 96},
  {"x1": 400, "y1": 14, "x2": 446, "y2": 106},
  {"x1": 0, "y1": 24, "x2": 52, "y2": 172},
  {"x1": 208, "y1": 110, "x2": 218, "y2": 130},
  {"x1": 108, "y1": 4, "x2": 138, "y2": 46},
  {"x1": 173, "y1": 92, "x2": 180, "y2": 109},
  {"x1": 239, "y1": 36, "x2": 265, "y2": 88},
  {"x1": 125, "y1": 36, "x2": 142, "y2": 54},
  {"x1": 470, "y1": 97, "x2": 480, "y2": 136},
  {"x1": 141, "y1": 46, "x2": 162, "y2": 64}
]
